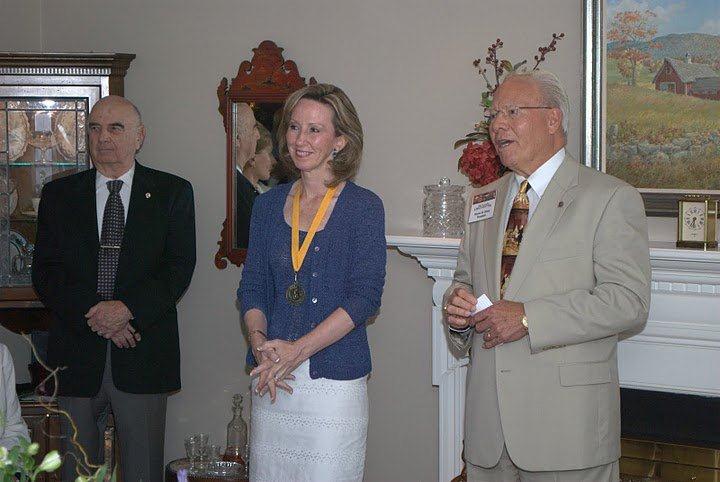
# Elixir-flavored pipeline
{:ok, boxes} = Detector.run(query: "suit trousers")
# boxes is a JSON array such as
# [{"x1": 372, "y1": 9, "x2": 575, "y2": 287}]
[
  {"x1": 467, "y1": 446, "x2": 619, "y2": 482},
  {"x1": 59, "y1": 344, "x2": 167, "y2": 482}
]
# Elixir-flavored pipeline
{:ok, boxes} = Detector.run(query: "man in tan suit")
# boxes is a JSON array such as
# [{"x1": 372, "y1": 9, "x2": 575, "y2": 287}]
[{"x1": 444, "y1": 70, "x2": 651, "y2": 481}]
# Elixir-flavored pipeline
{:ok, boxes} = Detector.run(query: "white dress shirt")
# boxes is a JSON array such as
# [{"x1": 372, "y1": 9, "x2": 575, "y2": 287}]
[
  {"x1": 502, "y1": 147, "x2": 565, "y2": 224},
  {"x1": 96, "y1": 164, "x2": 135, "y2": 237}
]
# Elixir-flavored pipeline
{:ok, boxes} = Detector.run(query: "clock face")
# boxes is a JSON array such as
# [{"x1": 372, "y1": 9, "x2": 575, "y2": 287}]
[{"x1": 684, "y1": 205, "x2": 705, "y2": 230}]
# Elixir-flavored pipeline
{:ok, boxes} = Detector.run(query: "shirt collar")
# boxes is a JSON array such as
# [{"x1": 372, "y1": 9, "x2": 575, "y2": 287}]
[
  {"x1": 96, "y1": 162, "x2": 136, "y2": 192},
  {"x1": 514, "y1": 147, "x2": 565, "y2": 197}
]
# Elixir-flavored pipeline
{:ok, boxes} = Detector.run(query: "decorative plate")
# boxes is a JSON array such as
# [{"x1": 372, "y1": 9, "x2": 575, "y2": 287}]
[
  {"x1": 0, "y1": 111, "x2": 30, "y2": 161},
  {"x1": 8, "y1": 230, "x2": 26, "y2": 275},
  {"x1": 54, "y1": 110, "x2": 78, "y2": 160},
  {"x1": 0, "y1": 178, "x2": 18, "y2": 216}
]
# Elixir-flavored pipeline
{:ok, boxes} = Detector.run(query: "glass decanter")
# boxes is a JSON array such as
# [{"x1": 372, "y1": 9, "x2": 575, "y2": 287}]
[{"x1": 223, "y1": 393, "x2": 248, "y2": 470}]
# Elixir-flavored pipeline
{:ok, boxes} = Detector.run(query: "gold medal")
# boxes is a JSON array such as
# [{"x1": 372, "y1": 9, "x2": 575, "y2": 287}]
[
  {"x1": 285, "y1": 275, "x2": 306, "y2": 307},
  {"x1": 287, "y1": 183, "x2": 337, "y2": 306}
]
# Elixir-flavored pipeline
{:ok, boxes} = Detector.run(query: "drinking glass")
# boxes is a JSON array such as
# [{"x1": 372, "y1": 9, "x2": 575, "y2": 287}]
[{"x1": 185, "y1": 433, "x2": 209, "y2": 471}]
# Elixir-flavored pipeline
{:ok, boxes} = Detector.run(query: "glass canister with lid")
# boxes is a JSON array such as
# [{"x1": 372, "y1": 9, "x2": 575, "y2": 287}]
[{"x1": 422, "y1": 177, "x2": 465, "y2": 238}]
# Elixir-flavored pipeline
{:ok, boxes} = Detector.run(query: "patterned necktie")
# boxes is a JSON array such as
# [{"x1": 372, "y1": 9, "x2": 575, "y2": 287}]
[
  {"x1": 97, "y1": 180, "x2": 125, "y2": 300},
  {"x1": 500, "y1": 180, "x2": 530, "y2": 299}
]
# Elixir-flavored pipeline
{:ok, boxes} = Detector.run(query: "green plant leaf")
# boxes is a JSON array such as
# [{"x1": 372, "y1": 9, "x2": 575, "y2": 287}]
[
  {"x1": 500, "y1": 59, "x2": 514, "y2": 72},
  {"x1": 454, "y1": 139, "x2": 471, "y2": 149},
  {"x1": 34, "y1": 450, "x2": 61, "y2": 474},
  {"x1": 513, "y1": 60, "x2": 528, "y2": 70},
  {"x1": 92, "y1": 465, "x2": 108, "y2": 481}
]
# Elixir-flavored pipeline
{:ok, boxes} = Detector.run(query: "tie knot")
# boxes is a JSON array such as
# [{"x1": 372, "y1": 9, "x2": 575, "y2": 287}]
[
  {"x1": 519, "y1": 180, "x2": 530, "y2": 195},
  {"x1": 107, "y1": 180, "x2": 123, "y2": 195}
]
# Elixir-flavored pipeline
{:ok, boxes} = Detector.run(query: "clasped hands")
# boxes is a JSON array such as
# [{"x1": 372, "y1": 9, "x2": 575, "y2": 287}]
[
  {"x1": 249, "y1": 333, "x2": 305, "y2": 403},
  {"x1": 86, "y1": 300, "x2": 140, "y2": 349},
  {"x1": 445, "y1": 287, "x2": 528, "y2": 349}
]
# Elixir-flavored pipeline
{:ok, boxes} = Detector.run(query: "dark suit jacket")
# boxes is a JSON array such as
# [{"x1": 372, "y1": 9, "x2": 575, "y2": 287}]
[
  {"x1": 235, "y1": 172, "x2": 258, "y2": 250},
  {"x1": 32, "y1": 162, "x2": 196, "y2": 396}
]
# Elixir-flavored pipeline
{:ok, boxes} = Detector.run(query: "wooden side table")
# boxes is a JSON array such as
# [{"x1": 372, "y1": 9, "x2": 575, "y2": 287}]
[{"x1": 165, "y1": 458, "x2": 247, "y2": 482}]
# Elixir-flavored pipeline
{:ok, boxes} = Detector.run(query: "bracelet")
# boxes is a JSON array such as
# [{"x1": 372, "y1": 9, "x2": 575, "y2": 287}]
[
  {"x1": 447, "y1": 325, "x2": 473, "y2": 334},
  {"x1": 249, "y1": 329, "x2": 267, "y2": 339}
]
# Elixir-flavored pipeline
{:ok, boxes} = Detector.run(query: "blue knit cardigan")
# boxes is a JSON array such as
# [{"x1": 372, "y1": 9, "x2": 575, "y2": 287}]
[{"x1": 238, "y1": 181, "x2": 386, "y2": 380}]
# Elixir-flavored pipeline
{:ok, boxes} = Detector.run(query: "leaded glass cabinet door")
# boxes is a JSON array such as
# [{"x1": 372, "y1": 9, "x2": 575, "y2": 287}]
[{"x1": 0, "y1": 90, "x2": 96, "y2": 293}]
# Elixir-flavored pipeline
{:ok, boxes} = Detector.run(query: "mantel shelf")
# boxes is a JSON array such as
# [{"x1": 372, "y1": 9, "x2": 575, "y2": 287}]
[{"x1": 388, "y1": 234, "x2": 720, "y2": 274}]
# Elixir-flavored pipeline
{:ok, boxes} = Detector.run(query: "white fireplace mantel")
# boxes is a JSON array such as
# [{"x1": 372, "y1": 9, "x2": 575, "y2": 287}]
[{"x1": 387, "y1": 234, "x2": 720, "y2": 482}]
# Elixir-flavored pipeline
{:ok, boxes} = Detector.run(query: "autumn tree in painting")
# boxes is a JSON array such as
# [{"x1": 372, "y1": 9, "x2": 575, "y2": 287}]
[{"x1": 608, "y1": 9, "x2": 659, "y2": 86}]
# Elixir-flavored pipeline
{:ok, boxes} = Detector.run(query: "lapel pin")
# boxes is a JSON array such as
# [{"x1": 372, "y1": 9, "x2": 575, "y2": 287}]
[
  {"x1": 558, "y1": 201, "x2": 564, "y2": 207},
  {"x1": 145, "y1": 192, "x2": 151, "y2": 199}
]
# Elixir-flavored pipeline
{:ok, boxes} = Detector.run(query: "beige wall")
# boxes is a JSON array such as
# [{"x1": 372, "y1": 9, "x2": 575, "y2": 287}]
[
  {"x1": 0, "y1": 0, "x2": 43, "y2": 51},
  {"x1": 1, "y1": 0, "x2": 609, "y2": 479}
]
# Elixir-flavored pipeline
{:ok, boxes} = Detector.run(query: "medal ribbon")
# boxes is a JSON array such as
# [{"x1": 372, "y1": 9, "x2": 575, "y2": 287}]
[{"x1": 292, "y1": 184, "x2": 337, "y2": 274}]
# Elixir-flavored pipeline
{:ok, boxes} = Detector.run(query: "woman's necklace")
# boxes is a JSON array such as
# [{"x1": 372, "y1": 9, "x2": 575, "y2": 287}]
[{"x1": 286, "y1": 184, "x2": 337, "y2": 306}]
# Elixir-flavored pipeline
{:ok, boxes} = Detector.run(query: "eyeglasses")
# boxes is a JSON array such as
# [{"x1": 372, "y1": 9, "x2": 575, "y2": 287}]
[{"x1": 484, "y1": 105, "x2": 553, "y2": 122}]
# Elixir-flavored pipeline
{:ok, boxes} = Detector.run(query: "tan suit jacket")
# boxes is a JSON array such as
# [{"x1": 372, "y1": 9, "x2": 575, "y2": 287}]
[{"x1": 445, "y1": 156, "x2": 651, "y2": 472}]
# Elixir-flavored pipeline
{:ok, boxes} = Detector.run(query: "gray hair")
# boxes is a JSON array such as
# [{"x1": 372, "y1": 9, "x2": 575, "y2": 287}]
[{"x1": 503, "y1": 70, "x2": 569, "y2": 136}]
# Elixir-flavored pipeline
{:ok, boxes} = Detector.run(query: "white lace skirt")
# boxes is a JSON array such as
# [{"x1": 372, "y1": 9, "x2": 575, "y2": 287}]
[{"x1": 249, "y1": 360, "x2": 368, "y2": 482}]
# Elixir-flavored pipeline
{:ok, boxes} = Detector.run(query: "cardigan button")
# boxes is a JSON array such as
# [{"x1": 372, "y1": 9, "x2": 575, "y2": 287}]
[
  {"x1": 312, "y1": 297, "x2": 318, "y2": 304},
  {"x1": 314, "y1": 246, "x2": 320, "y2": 252},
  {"x1": 312, "y1": 272, "x2": 318, "y2": 278}
]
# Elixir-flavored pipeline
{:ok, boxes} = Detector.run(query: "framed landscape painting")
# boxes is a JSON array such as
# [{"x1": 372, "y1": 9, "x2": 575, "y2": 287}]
[{"x1": 584, "y1": 0, "x2": 720, "y2": 216}]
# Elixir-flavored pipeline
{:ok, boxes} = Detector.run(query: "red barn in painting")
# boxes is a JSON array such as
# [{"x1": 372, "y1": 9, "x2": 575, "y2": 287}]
[{"x1": 653, "y1": 55, "x2": 720, "y2": 100}]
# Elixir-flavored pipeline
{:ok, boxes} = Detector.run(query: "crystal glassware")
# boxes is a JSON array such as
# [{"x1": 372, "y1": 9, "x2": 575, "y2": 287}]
[
  {"x1": 184, "y1": 433, "x2": 209, "y2": 472},
  {"x1": 28, "y1": 130, "x2": 56, "y2": 163},
  {"x1": 208, "y1": 444, "x2": 222, "y2": 462},
  {"x1": 423, "y1": 177, "x2": 466, "y2": 238},
  {"x1": 224, "y1": 393, "x2": 249, "y2": 476}
]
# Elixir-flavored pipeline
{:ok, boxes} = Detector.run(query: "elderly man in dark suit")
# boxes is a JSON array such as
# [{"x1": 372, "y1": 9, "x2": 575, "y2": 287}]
[{"x1": 32, "y1": 95, "x2": 196, "y2": 482}]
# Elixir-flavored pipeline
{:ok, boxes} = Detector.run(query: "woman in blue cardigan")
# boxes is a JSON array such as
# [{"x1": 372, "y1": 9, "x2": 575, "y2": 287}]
[{"x1": 238, "y1": 83, "x2": 386, "y2": 481}]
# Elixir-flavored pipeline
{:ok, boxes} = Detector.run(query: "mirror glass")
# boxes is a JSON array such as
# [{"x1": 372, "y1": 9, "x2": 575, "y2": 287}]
[{"x1": 232, "y1": 102, "x2": 287, "y2": 250}]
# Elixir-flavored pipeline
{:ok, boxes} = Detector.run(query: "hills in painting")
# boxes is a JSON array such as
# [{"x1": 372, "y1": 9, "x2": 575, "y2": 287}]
[{"x1": 606, "y1": 27, "x2": 720, "y2": 190}]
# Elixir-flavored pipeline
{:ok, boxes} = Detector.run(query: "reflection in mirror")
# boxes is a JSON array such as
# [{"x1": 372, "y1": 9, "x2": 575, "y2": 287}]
[
  {"x1": 215, "y1": 40, "x2": 313, "y2": 268},
  {"x1": 233, "y1": 103, "x2": 285, "y2": 249},
  {"x1": 233, "y1": 102, "x2": 259, "y2": 249}
]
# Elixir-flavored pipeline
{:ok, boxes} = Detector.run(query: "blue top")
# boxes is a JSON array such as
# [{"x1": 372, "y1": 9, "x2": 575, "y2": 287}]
[{"x1": 238, "y1": 181, "x2": 387, "y2": 380}]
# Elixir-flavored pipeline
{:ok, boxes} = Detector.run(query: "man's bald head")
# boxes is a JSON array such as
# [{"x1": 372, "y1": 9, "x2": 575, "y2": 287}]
[
  {"x1": 235, "y1": 103, "x2": 259, "y2": 168},
  {"x1": 92, "y1": 95, "x2": 143, "y2": 125},
  {"x1": 88, "y1": 95, "x2": 146, "y2": 178}
]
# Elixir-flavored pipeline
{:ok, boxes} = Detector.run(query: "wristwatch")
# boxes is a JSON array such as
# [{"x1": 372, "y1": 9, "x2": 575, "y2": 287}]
[{"x1": 521, "y1": 315, "x2": 529, "y2": 330}]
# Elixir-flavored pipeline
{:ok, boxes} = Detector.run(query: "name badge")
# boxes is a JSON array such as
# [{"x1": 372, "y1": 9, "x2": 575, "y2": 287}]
[{"x1": 468, "y1": 191, "x2": 496, "y2": 223}]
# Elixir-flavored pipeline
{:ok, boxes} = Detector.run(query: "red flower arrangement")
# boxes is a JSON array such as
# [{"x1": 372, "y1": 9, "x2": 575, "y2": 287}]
[
  {"x1": 459, "y1": 141, "x2": 502, "y2": 186},
  {"x1": 455, "y1": 33, "x2": 564, "y2": 187}
]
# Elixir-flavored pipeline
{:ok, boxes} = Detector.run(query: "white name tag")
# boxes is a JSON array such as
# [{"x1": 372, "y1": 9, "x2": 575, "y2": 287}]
[{"x1": 468, "y1": 191, "x2": 496, "y2": 223}]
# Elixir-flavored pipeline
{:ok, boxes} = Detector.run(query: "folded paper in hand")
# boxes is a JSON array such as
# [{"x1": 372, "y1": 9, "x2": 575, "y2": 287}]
[{"x1": 471, "y1": 294, "x2": 493, "y2": 315}]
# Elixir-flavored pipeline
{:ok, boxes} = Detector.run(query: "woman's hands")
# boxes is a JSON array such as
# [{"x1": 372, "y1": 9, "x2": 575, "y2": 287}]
[{"x1": 250, "y1": 338, "x2": 307, "y2": 403}]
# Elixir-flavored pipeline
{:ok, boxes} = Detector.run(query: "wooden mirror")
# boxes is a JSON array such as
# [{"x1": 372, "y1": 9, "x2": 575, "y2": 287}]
[{"x1": 215, "y1": 41, "x2": 314, "y2": 268}]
